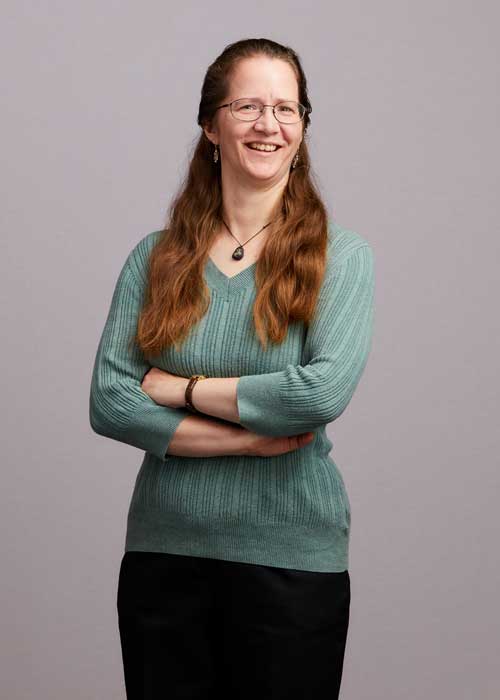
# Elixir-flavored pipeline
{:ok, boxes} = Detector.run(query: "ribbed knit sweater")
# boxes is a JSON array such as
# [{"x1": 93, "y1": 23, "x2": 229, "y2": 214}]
[{"x1": 89, "y1": 221, "x2": 375, "y2": 572}]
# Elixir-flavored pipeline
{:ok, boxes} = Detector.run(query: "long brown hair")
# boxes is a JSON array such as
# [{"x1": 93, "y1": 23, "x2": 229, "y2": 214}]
[{"x1": 137, "y1": 38, "x2": 330, "y2": 357}]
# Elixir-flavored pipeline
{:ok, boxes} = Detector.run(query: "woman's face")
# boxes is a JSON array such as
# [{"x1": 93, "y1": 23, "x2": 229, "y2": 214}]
[{"x1": 205, "y1": 55, "x2": 304, "y2": 186}]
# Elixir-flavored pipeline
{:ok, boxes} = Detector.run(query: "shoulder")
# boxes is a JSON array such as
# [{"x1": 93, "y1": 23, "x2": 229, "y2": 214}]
[
  {"x1": 123, "y1": 229, "x2": 163, "y2": 286},
  {"x1": 327, "y1": 220, "x2": 373, "y2": 266},
  {"x1": 321, "y1": 220, "x2": 375, "y2": 293}
]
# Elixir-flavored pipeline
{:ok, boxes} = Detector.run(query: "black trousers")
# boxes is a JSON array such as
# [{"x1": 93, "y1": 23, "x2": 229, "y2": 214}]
[{"x1": 117, "y1": 550, "x2": 350, "y2": 700}]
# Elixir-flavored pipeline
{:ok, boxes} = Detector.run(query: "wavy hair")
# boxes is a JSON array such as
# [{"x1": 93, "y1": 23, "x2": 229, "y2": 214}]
[{"x1": 136, "y1": 37, "x2": 330, "y2": 357}]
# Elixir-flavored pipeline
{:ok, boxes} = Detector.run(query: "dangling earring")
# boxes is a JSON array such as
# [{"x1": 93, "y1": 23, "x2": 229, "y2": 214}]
[
  {"x1": 291, "y1": 147, "x2": 301, "y2": 169},
  {"x1": 213, "y1": 144, "x2": 219, "y2": 163},
  {"x1": 292, "y1": 140, "x2": 303, "y2": 169}
]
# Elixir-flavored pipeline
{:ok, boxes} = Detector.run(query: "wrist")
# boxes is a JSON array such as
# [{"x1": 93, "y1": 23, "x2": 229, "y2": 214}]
[
  {"x1": 184, "y1": 374, "x2": 208, "y2": 412},
  {"x1": 177, "y1": 377, "x2": 190, "y2": 409}
]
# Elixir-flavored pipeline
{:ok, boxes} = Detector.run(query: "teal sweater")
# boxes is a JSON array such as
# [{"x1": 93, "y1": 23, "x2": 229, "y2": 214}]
[{"x1": 89, "y1": 221, "x2": 375, "y2": 572}]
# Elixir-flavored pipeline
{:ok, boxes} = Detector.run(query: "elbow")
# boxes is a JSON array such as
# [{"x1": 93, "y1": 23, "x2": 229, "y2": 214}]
[
  {"x1": 88, "y1": 379, "x2": 134, "y2": 438},
  {"x1": 245, "y1": 401, "x2": 344, "y2": 437},
  {"x1": 302, "y1": 394, "x2": 346, "y2": 427},
  {"x1": 89, "y1": 392, "x2": 116, "y2": 439},
  {"x1": 291, "y1": 394, "x2": 352, "y2": 432},
  {"x1": 89, "y1": 401, "x2": 109, "y2": 438},
  {"x1": 321, "y1": 404, "x2": 348, "y2": 426},
  {"x1": 320, "y1": 380, "x2": 363, "y2": 425}
]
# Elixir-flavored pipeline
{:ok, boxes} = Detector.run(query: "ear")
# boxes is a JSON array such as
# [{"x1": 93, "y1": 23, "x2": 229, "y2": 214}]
[{"x1": 202, "y1": 120, "x2": 218, "y2": 146}]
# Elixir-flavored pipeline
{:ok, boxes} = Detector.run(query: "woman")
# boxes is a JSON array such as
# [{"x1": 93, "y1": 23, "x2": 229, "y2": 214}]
[{"x1": 90, "y1": 37, "x2": 375, "y2": 700}]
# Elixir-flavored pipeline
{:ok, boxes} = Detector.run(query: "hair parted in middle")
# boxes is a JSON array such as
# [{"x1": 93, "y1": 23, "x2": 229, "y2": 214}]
[{"x1": 135, "y1": 37, "x2": 331, "y2": 358}]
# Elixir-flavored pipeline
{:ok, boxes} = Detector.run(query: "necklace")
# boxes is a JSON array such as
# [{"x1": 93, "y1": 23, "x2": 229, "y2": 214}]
[{"x1": 221, "y1": 217, "x2": 277, "y2": 260}]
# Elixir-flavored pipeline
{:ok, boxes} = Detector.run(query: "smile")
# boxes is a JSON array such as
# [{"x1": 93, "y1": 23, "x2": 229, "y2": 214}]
[{"x1": 245, "y1": 143, "x2": 282, "y2": 154}]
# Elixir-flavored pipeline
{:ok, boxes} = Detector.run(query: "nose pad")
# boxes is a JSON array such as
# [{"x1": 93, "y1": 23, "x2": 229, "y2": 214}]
[{"x1": 254, "y1": 105, "x2": 281, "y2": 130}]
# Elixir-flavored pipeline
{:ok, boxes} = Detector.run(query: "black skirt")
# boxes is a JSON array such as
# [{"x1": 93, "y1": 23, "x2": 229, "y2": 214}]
[{"x1": 117, "y1": 549, "x2": 350, "y2": 700}]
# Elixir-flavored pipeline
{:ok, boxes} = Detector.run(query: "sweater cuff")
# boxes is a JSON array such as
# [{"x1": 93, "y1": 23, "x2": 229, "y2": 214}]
[
  {"x1": 123, "y1": 401, "x2": 191, "y2": 461},
  {"x1": 237, "y1": 371, "x2": 289, "y2": 437}
]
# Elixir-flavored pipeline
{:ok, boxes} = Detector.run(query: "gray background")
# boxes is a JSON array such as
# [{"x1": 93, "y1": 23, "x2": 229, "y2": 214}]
[{"x1": 2, "y1": 1, "x2": 499, "y2": 698}]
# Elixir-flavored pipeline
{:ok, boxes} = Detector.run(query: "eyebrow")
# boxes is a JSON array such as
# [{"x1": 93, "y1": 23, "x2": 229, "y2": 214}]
[{"x1": 242, "y1": 96, "x2": 296, "y2": 103}]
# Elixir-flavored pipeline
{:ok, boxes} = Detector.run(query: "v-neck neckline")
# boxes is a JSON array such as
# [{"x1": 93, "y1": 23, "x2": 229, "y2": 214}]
[
  {"x1": 202, "y1": 220, "x2": 339, "y2": 298},
  {"x1": 204, "y1": 255, "x2": 257, "y2": 297}
]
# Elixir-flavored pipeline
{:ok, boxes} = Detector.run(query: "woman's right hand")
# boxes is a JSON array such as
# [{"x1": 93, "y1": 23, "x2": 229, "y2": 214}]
[{"x1": 243, "y1": 430, "x2": 315, "y2": 457}]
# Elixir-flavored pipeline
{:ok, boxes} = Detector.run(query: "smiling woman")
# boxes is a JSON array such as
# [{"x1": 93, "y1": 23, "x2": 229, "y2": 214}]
[
  {"x1": 203, "y1": 56, "x2": 306, "y2": 197},
  {"x1": 89, "y1": 36, "x2": 374, "y2": 700}
]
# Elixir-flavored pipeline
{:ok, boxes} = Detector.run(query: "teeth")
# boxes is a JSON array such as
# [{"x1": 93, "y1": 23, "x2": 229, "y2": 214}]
[{"x1": 248, "y1": 143, "x2": 278, "y2": 151}]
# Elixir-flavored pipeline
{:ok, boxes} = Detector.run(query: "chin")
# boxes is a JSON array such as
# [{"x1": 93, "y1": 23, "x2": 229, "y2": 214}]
[{"x1": 247, "y1": 171, "x2": 283, "y2": 183}]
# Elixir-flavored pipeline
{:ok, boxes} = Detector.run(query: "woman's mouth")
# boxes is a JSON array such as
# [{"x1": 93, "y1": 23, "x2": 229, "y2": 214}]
[{"x1": 244, "y1": 142, "x2": 283, "y2": 155}]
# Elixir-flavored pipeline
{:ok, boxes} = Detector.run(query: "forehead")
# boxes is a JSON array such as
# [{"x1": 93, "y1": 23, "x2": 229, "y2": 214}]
[{"x1": 228, "y1": 55, "x2": 299, "y2": 102}]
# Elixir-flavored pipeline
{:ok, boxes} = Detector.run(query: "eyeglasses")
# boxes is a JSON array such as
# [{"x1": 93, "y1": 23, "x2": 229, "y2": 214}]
[{"x1": 214, "y1": 98, "x2": 310, "y2": 124}]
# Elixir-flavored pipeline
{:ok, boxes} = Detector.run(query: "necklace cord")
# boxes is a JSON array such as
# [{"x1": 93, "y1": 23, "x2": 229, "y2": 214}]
[{"x1": 221, "y1": 218, "x2": 277, "y2": 261}]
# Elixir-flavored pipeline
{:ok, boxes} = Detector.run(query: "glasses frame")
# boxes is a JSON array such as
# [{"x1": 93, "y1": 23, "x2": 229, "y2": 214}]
[{"x1": 214, "y1": 97, "x2": 311, "y2": 124}]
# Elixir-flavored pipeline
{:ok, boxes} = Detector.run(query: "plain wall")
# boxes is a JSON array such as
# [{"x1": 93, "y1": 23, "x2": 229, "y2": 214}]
[{"x1": 1, "y1": 1, "x2": 499, "y2": 698}]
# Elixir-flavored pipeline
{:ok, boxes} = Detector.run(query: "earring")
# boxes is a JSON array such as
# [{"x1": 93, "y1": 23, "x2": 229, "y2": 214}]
[
  {"x1": 292, "y1": 140, "x2": 303, "y2": 169},
  {"x1": 213, "y1": 144, "x2": 219, "y2": 163}
]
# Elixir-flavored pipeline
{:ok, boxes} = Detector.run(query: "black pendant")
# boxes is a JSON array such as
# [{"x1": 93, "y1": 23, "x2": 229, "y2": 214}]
[{"x1": 232, "y1": 246, "x2": 245, "y2": 260}]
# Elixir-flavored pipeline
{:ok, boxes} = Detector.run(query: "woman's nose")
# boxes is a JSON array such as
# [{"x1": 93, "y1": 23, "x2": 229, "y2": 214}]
[{"x1": 254, "y1": 106, "x2": 280, "y2": 130}]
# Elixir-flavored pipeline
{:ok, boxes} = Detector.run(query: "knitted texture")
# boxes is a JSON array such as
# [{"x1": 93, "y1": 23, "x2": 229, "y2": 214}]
[{"x1": 89, "y1": 221, "x2": 375, "y2": 572}]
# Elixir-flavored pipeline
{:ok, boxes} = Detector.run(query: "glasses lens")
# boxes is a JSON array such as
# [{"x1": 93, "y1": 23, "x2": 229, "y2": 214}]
[
  {"x1": 275, "y1": 101, "x2": 304, "y2": 123},
  {"x1": 231, "y1": 99, "x2": 263, "y2": 120},
  {"x1": 231, "y1": 99, "x2": 305, "y2": 123}
]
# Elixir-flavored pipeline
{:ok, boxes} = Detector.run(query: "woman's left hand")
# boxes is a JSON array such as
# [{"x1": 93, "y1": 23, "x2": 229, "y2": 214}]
[{"x1": 140, "y1": 367, "x2": 188, "y2": 408}]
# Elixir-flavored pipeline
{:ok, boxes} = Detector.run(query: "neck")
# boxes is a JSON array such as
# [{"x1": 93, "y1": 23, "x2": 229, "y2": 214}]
[{"x1": 219, "y1": 177, "x2": 285, "y2": 241}]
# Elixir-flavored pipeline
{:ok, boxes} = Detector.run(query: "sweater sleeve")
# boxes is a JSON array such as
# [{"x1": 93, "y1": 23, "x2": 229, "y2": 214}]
[
  {"x1": 236, "y1": 243, "x2": 375, "y2": 437},
  {"x1": 89, "y1": 255, "x2": 190, "y2": 461}
]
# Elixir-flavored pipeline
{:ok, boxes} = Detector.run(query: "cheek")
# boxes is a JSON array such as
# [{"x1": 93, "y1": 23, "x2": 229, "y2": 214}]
[{"x1": 284, "y1": 128, "x2": 302, "y2": 149}]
